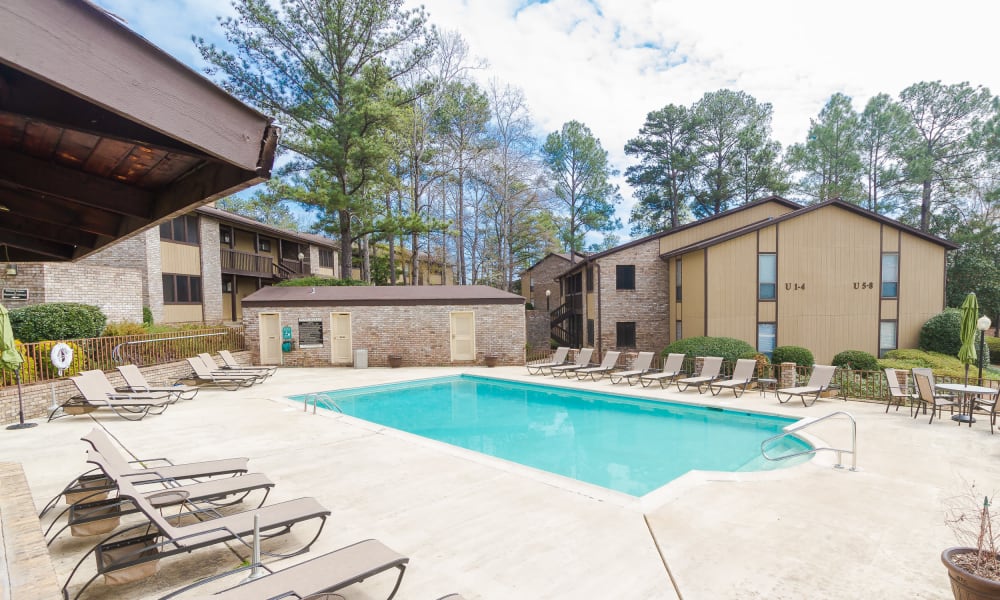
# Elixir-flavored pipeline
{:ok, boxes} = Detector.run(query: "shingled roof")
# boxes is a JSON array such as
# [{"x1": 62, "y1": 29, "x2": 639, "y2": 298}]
[{"x1": 242, "y1": 284, "x2": 525, "y2": 306}]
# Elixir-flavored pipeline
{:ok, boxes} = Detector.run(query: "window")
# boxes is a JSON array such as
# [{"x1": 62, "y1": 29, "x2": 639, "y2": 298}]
[
  {"x1": 616, "y1": 322, "x2": 636, "y2": 348},
  {"x1": 675, "y1": 259, "x2": 682, "y2": 301},
  {"x1": 319, "y1": 248, "x2": 334, "y2": 268},
  {"x1": 586, "y1": 266, "x2": 594, "y2": 292},
  {"x1": 881, "y1": 253, "x2": 899, "y2": 298},
  {"x1": 759, "y1": 254, "x2": 776, "y2": 300},
  {"x1": 159, "y1": 215, "x2": 199, "y2": 244},
  {"x1": 220, "y1": 227, "x2": 232, "y2": 245},
  {"x1": 879, "y1": 320, "x2": 897, "y2": 357},
  {"x1": 757, "y1": 323, "x2": 777, "y2": 359},
  {"x1": 616, "y1": 265, "x2": 635, "y2": 290},
  {"x1": 162, "y1": 274, "x2": 202, "y2": 304},
  {"x1": 258, "y1": 239, "x2": 271, "y2": 252},
  {"x1": 676, "y1": 320, "x2": 683, "y2": 341},
  {"x1": 587, "y1": 319, "x2": 594, "y2": 345},
  {"x1": 222, "y1": 279, "x2": 233, "y2": 293}
]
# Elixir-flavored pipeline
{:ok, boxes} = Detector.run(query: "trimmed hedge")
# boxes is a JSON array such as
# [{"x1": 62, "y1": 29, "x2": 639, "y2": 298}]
[
  {"x1": 662, "y1": 336, "x2": 756, "y2": 365},
  {"x1": 919, "y1": 308, "x2": 991, "y2": 364},
  {"x1": 880, "y1": 349, "x2": 1000, "y2": 379},
  {"x1": 772, "y1": 345, "x2": 814, "y2": 367},
  {"x1": 987, "y1": 336, "x2": 1000, "y2": 365},
  {"x1": 10, "y1": 303, "x2": 106, "y2": 343},
  {"x1": 831, "y1": 350, "x2": 879, "y2": 372}
]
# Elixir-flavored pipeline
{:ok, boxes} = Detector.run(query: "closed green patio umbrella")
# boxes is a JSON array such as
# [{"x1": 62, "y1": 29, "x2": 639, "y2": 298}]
[
  {"x1": 958, "y1": 292, "x2": 979, "y2": 387},
  {"x1": 0, "y1": 303, "x2": 35, "y2": 430}
]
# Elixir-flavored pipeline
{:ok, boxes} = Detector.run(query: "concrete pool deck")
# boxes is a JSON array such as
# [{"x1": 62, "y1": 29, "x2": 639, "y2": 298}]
[{"x1": 1, "y1": 365, "x2": 993, "y2": 599}]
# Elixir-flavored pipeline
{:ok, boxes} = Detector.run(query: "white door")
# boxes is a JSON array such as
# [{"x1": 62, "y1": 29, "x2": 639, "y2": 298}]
[
  {"x1": 259, "y1": 313, "x2": 282, "y2": 365},
  {"x1": 331, "y1": 312, "x2": 352, "y2": 363},
  {"x1": 450, "y1": 311, "x2": 476, "y2": 361}
]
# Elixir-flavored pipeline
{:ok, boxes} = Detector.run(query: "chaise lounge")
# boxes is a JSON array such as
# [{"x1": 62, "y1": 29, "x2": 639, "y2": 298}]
[
  {"x1": 707, "y1": 359, "x2": 758, "y2": 398},
  {"x1": 775, "y1": 365, "x2": 837, "y2": 407},
  {"x1": 526, "y1": 346, "x2": 570, "y2": 375},
  {"x1": 575, "y1": 351, "x2": 621, "y2": 381},
  {"x1": 675, "y1": 356, "x2": 724, "y2": 393},
  {"x1": 184, "y1": 357, "x2": 261, "y2": 390},
  {"x1": 49, "y1": 371, "x2": 173, "y2": 422},
  {"x1": 638, "y1": 353, "x2": 686, "y2": 388},
  {"x1": 609, "y1": 351, "x2": 655, "y2": 385},
  {"x1": 117, "y1": 364, "x2": 199, "y2": 401},
  {"x1": 550, "y1": 348, "x2": 594, "y2": 378}
]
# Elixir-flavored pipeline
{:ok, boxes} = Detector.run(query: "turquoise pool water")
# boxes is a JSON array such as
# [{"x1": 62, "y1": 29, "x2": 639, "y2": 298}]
[{"x1": 293, "y1": 375, "x2": 811, "y2": 496}]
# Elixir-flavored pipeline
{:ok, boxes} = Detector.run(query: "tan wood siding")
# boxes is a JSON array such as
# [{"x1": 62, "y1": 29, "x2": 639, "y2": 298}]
[
  {"x1": 758, "y1": 225, "x2": 777, "y2": 253},
  {"x1": 898, "y1": 233, "x2": 947, "y2": 350},
  {"x1": 705, "y1": 236, "x2": 757, "y2": 344},
  {"x1": 758, "y1": 301, "x2": 776, "y2": 322},
  {"x1": 658, "y1": 202, "x2": 794, "y2": 254},
  {"x1": 586, "y1": 292, "x2": 596, "y2": 319},
  {"x1": 681, "y1": 250, "x2": 706, "y2": 338},
  {"x1": 234, "y1": 230, "x2": 256, "y2": 253},
  {"x1": 881, "y1": 299, "x2": 898, "y2": 321},
  {"x1": 163, "y1": 304, "x2": 203, "y2": 323},
  {"x1": 776, "y1": 207, "x2": 882, "y2": 362},
  {"x1": 882, "y1": 225, "x2": 900, "y2": 252},
  {"x1": 160, "y1": 241, "x2": 201, "y2": 275}
]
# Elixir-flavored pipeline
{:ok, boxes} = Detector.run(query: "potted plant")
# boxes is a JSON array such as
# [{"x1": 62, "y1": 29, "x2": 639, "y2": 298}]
[
  {"x1": 387, "y1": 355, "x2": 402, "y2": 368},
  {"x1": 483, "y1": 355, "x2": 498, "y2": 368},
  {"x1": 942, "y1": 484, "x2": 1000, "y2": 598}
]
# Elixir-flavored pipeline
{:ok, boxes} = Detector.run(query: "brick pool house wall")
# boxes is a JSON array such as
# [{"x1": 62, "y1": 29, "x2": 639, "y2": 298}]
[
  {"x1": 242, "y1": 303, "x2": 526, "y2": 367},
  {"x1": 594, "y1": 237, "x2": 670, "y2": 353}
]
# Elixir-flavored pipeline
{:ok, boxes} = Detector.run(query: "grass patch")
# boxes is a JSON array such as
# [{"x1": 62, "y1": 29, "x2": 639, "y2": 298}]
[{"x1": 879, "y1": 349, "x2": 1000, "y2": 379}]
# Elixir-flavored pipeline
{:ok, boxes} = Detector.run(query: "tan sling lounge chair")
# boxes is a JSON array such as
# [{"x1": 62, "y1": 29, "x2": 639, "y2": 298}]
[
  {"x1": 49, "y1": 372, "x2": 172, "y2": 422},
  {"x1": 883, "y1": 368, "x2": 918, "y2": 415},
  {"x1": 675, "y1": 356, "x2": 724, "y2": 393},
  {"x1": 161, "y1": 538, "x2": 408, "y2": 600},
  {"x1": 776, "y1": 364, "x2": 837, "y2": 407},
  {"x1": 638, "y1": 353, "x2": 686, "y2": 388},
  {"x1": 609, "y1": 351, "x2": 655, "y2": 385},
  {"x1": 575, "y1": 351, "x2": 621, "y2": 381},
  {"x1": 116, "y1": 364, "x2": 199, "y2": 401},
  {"x1": 550, "y1": 348, "x2": 594, "y2": 378},
  {"x1": 707, "y1": 358, "x2": 757, "y2": 398},
  {"x1": 185, "y1": 357, "x2": 260, "y2": 390},
  {"x1": 63, "y1": 474, "x2": 330, "y2": 600},
  {"x1": 526, "y1": 346, "x2": 570, "y2": 375},
  {"x1": 218, "y1": 350, "x2": 278, "y2": 378},
  {"x1": 912, "y1": 372, "x2": 957, "y2": 424}
]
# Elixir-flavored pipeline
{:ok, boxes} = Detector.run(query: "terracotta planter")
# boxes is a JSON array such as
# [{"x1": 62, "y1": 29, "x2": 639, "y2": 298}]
[
  {"x1": 484, "y1": 356, "x2": 498, "y2": 368},
  {"x1": 942, "y1": 547, "x2": 1000, "y2": 599},
  {"x1": 387, "y1": 355, "x2": 402, "y2": 368}
]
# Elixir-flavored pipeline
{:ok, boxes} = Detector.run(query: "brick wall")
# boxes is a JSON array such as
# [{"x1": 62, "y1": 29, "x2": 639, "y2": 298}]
[
  {"x1": 524, "y1": 255, "x2": 571, "y2": 309},
  {"x1": 596, "y1": 238, "x2": 670, "y2": 353},
  {"x1": 200, "y1": 216, "x2": 223, "y2": 324},
  {"x1": 243, "y1": 304, "x2": 525, "y2": 367},
  {"x1": 526, "y1": 309, "x2": 550, "y2": 352},
  {"x1": 1, "y1": 263, "x2": 142, "y2": 323}
]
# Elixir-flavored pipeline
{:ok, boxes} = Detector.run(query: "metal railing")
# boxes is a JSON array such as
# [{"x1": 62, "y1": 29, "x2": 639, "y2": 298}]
[
  {"x1": 1, "y1": 326, "x2": 246, "y2": 386},
  {"x1": 304, "y1": 393, "x2": 342, "y2": 414},
  {"x1": 761, "y1": 411, "x2": 858, "y2": 471}
]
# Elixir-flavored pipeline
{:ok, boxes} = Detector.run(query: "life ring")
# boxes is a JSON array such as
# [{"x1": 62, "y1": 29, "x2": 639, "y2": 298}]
[{"x1": 50, "y1": 342, "x2": 73, "y2": 370}]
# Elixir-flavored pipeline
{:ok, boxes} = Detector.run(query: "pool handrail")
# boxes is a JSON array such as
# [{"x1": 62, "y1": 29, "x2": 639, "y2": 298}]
[{"x1": 760, "y1": 411, "x2": 857, "y2": 471}]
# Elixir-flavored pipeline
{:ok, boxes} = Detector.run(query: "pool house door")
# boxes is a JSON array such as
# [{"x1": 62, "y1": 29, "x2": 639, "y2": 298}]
[
  {"x1": 450, "y1": 311, "x2": 476, "y2": 361},
  {"x1": 330, "y1": 312, "x2": 352, "y2": 363},
  {"x1": 258, "y1": 312, "x2": 282, "y2": 365}
]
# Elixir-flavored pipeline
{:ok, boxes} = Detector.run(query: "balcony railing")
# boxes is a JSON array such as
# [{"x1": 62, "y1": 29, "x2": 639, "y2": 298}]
[{"x1": 221, "y1": 248, "x2": 274, "y2": 277}]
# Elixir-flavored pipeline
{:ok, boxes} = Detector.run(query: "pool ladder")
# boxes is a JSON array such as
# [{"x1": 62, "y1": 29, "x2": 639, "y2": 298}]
[
  {"x1": 760, "y1": 411, "x2": 858, "y2": 471},
  {"x1": 304, "y1": 393, "x2": 343, "y2": 414}
]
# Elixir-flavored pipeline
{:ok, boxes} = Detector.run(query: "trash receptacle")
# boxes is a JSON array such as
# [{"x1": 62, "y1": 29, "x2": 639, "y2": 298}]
[{"x1": 353, "y1": 349, "x2": 368, "y2": 369}]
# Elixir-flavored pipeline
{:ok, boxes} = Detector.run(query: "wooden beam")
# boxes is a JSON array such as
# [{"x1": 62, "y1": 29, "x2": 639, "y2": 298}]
[
  {"x1": 0, "y1": 0, "x2": 273, "y2": 171},
  {"x1": 0, "y1": 186, "x2": 121, "y2": 237},
  {"x1": 0, "y1": 214, "x2": 96, "y2": 247},
  {"x1": 0, "y1": 147, "x2": 153, "y2": 218},
  {"x1": 0, "y1": 230, "x2": 74, "y2": 259}
]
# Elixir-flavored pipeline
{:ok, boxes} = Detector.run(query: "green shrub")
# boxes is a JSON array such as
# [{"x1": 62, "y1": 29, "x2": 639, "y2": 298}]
[
  {"x1": 880, "y1": 349, "x2": 1000, "y2": 379},
  {"x1": 102, "y1": 321, "x2": 147, "y2": 337},
  {"x1": 276, "y1": 277, "x2": 367, "y2": 287},
  {"x1": 987, "y1": 336, "x2": 1000, "y2": 365},
  {"x1": 142, "y1": 306, "x2": 153, "y2": 326},
  {"x1": 10, "y1": 303, "x2": 106, "y2": 342},
  {"x1": 772, "y1": 345, "x2": 814, "y2": 367},
  {"x1": 919, "y1": 308, "x2": 992, "y2": 365},
  {"x1": 751, "y1": 352, "x2": 771, "y2": 377},
  {"x1": 662, "y1": 336, "x2": 757, "y2": 365},
  {"x1": 832, "y1": 350, "x2": 879, "y2": 372},
  {"x1": 9, "y1": 340, "x2": 36, "y2": 383}
]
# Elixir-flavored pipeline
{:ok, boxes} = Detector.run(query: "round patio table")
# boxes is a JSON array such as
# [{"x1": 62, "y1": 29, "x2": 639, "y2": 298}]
[{"x1": 935, "y1": 382, "x2": 998, "y2": 426}]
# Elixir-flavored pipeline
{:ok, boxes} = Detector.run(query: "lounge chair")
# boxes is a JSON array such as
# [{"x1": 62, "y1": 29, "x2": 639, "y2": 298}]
[
  {"x1": 116, "y1": 364, "x2": 199, "y2": 401},
  {"x1": 63, "y1": 474, "x2": 330, "y2": 600},
  {"x1": 184, "y1": 357, "x2": 260, "y2": 390},
  {"x1": 49, "y1": 372, "x2": 172, "y2": 422},
  {"x1": 638, "y1": 353, "x2": 686, "y2": 388},
  {"x1": 526, "y1": 346, "x2": 570, "y2": 375},
  {"x1": 675, "y1": 356, "x2": 724, "y2": 393},
  {"x1": 549, "y1": 348, "x2": 594, "y2": 378},
  {"x1": 575, "y1": 351, "x2": 621, "y2": 381},
  {"x1": 161, "y1": 539, "x2": 408, "y2": 600},
  {"x1": 609, "y1": 351, "x2": 655, "y2": 385},
  {"x1": 218, "y1": 350, "x2": 278, "y2": 379},
  {"x1": 913, "y1": 372, "x2": 957, "y2": 424},
  {"x1": 883, "y1": 368, "x2": 917, "y2": 415},
  {"x1": 203, "y1": 352, "x2": 276, "y2": 380},
  {"x1": 776, "y1": 364, "x2": 837, "y2": 407},
  {"x1": 707, "y1": 359, "x2": 757, "y2": 397}
]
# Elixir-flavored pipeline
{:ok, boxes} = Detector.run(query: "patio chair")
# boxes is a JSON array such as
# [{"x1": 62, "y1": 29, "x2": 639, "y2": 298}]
[
  {"x1": 184, "y1": 357, "x2": 260, "y2": 390},
  {"x1": 160, "y1": 538, "x2": 408, "y2": 600},
  {"x1": 526, "y1": 346, "x2": 571, "y2": 375},
  {"x1": 883, "y1": 368, "x2": 918, "y2": 415},
  {"x1": 913, "y1": 372, "x2": 957, "y2": 424},
  {"x1": 970, "y1": 391, "x2": 998, "y2": 435},
  {"x1": 911, "y1": 367, "x2": 958, "y2": 411},
  {"x1": 776, "y1": 365, "x2": 837, "y2": 407},
  {"x1": 575, "y1": 351, "x2": 621, "y2": 381},
  {"x1": 212, "y1": 351, "x2": 278, "y2": 380},
  {"x1": 49, "y1": 372, "x2": 173, "y2": 422},
  {"x1": 707, "y1": 359, "x2": 757, "y2": 398},
  {"x1": 116, "y1": 364, "x2": 199, "y2": 401},
  {"x1": 638, "y1": 353, "x2": 686, "y2": 388},
  {"x1": 676, "y1": 357, "x2": 724, "y2": 393},
  {"x1": 198, "y1": 353, "x2": 268, "y2": 383},
  {"x1": 609, "y1": 351, "x2": 655, "y2": 385},
  {"x1": 62, "y1": 474, "x2": 330, "y2": 600},
  {"x1": 549, "y1": 348, "x2": 594, "y2": 378}
]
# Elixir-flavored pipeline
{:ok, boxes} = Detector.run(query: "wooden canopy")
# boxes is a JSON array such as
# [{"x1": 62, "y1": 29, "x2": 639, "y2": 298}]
[{"x1": 0, "y1": 0, "x2": 278, "y2": 261}]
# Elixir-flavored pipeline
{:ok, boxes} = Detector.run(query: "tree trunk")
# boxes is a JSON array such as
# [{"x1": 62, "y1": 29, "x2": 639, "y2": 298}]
[
  {"x1": 920, "y1": 179, "x2": 932, "y2": 232},
  {"x1": 387, "y1": 193, "x2": 396, "y2": 285},
  {"x1": 339, "y1": 209, "x2": 352, "y2": 280},
  {"x1": 457, "y1": 156, "x2": 466, "y2": 284}
]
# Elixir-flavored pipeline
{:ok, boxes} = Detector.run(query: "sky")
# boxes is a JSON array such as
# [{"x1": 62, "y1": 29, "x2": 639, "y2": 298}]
[{"x1": 98, "y1": 0, "x2": 1000, "y2": 239}]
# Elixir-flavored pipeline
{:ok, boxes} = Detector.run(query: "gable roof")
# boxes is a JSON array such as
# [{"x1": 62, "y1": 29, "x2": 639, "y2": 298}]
[
  {"x1": 524, "y1": 251, "x2": 588, "y2": 273},
  {"x1": 659, "y1": 199, "x2": 959, "y2": 259},
  {"x1": 242, "y1": 284, "x2": 524, "y2": 306},
  {"x1": 195, "y1": 205, "x2": 337, "y2": 249}
]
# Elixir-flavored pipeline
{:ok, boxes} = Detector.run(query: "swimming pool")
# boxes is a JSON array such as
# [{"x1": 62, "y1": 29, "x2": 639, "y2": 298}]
[{"x1": 293, "y1": 375, "x2": 811, "y2": 496}]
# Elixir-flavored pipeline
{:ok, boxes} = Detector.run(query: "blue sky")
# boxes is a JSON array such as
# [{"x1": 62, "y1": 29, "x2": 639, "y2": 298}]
[{"x1": 98, "y1": 0, "x2": 1000, "y2": 236}]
